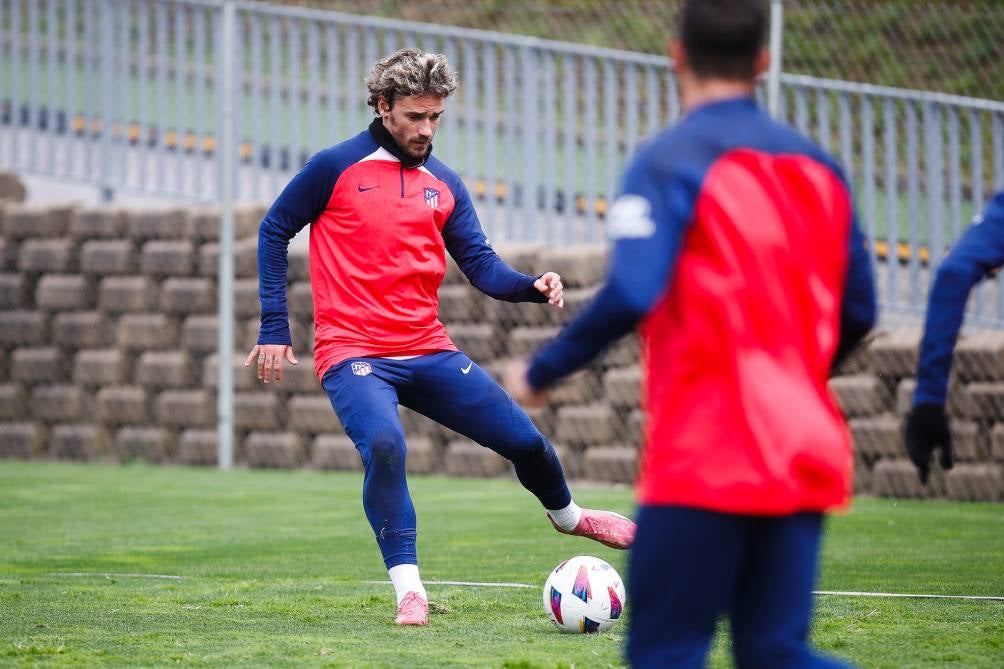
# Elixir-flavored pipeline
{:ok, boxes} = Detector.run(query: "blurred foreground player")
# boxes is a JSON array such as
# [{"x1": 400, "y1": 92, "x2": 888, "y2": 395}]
[
  {"x1": 905, "y1": 191, "x2": 1004, "y2": 483},
  {"x1": 504, "y1": 1, "x2": 876, "y2": 666},
  {"x1": 245, "y1": 48, "x2": 635, "y2": 626}
]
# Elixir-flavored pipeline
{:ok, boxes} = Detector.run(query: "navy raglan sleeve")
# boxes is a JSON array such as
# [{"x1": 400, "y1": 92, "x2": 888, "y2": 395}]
[
  {"x1": 441, "y1": 177, "x2": 545, "y2": 303},
  {"x1": 914, "y1": 192, "x2": 1004, "y2": 405},
  {"x1": 526, "y1": 154, "x2": 693, "y2": 389},
  {"x1": 257, "y1": 152, "x2": 339, "y2": 345}
]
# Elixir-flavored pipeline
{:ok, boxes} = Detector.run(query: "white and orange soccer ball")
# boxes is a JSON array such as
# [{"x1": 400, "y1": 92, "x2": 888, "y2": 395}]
[{"x1": 543, "y1": 555, "x2": 626, "y2": 633}]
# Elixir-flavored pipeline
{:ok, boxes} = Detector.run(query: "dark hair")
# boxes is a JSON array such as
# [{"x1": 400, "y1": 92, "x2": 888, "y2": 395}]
[{"x1": 678, "y1": 0, "x2": 768, "y2": 80}]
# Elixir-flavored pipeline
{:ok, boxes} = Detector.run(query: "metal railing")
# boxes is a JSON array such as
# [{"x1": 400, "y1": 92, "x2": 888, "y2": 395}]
[{"x1": 3, "y1": 0, "x2": 1004, "y2": 325}]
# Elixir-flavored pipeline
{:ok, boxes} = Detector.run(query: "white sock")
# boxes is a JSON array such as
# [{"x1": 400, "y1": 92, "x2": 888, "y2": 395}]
[
  {"x1": 388, "y1": 564, "x2": 426, "y2": 605},
  {"x1": 547, "y1": 501, "x2": 583, "y2": 531}
]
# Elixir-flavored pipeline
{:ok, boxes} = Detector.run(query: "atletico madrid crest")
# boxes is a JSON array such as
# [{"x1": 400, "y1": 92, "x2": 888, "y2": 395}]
[{"x1": 424, "y1": 187, "x2": 440, "y2": 208}]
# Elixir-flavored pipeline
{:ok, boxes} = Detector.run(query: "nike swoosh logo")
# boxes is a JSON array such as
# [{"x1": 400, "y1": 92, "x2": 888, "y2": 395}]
[
  {"x1": 461, "y1": 362, "x2": 473, "y2": 375},
  {"x1": 357, "y1": 185, "x2": 379, "y2": 192}
]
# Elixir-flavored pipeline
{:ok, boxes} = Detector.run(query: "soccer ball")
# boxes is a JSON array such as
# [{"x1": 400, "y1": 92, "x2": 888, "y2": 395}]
[{"x1": 543, "y1": 555, "x2": 626, "y2": 633}]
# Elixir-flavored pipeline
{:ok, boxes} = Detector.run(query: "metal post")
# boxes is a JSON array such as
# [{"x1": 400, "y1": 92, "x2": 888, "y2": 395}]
[
  {"x1": 767, "y1": 0, "x2": 784, "y2": 117},
  {"x1": 217, "y1": 1, "x2": 237, "y2": 470}
]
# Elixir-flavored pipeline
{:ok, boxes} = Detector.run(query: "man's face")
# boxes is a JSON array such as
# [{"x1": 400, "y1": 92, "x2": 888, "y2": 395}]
[{"x1": 379, "y1": 94, "x2": 445, "y2": 160}]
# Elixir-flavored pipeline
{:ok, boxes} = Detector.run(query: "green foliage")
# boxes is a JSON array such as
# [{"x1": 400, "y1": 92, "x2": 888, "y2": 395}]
[{"x1": 1, "y1": 462, "x2": 1003, "y2": 668}]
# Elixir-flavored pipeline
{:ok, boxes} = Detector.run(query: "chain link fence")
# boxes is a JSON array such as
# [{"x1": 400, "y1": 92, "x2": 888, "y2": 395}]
[{"x1": 276, "y1": 0, "x2": 1004, "y2": 99}]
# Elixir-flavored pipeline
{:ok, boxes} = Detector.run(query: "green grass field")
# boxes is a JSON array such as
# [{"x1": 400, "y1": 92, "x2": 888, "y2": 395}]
[{"x1": 1, "y1": 461, "x2": 1003, "y2": 668}]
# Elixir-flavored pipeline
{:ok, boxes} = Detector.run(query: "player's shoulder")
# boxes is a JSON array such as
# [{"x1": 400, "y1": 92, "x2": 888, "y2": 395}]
[
  {"x1": 423, "y1": 155, "x2": 467, "y2": 197},
  {"x1": 308, "y1": 130, "x2": 378, "y2": 171}
]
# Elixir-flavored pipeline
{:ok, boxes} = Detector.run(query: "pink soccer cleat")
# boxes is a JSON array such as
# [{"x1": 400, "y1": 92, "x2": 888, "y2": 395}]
[
  {"x1": 550, "y1": 508, "x2": 636, "y2": 550},
  {"x1": 395, "y1": 591, "x2": 429, "y2": 626}
]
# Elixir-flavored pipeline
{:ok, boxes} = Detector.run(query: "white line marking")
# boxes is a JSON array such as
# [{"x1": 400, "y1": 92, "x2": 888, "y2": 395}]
[
  {"x1": 49, "y1": 572, "x2": 183, "y2": 580},
  {"x1": 363, "y1": 579, "x2": 536, "y2": 589},
  {"x1": 814, "y1": 590, "x2": 1004, "y2": 602}
]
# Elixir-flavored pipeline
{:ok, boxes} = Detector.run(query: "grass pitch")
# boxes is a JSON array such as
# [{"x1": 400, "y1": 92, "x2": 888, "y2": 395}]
[{"x1": 1, "y1": 461, "x2": 1002, "y2": 668}]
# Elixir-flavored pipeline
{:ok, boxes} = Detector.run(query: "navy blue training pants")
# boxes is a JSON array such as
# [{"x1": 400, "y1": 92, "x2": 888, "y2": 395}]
[
  {"x1": 322, "y1": 351, "x2": 572, "y2": 569},
  {"x1": 627, "y1": 506, "x2": 853, "y2": 669}
]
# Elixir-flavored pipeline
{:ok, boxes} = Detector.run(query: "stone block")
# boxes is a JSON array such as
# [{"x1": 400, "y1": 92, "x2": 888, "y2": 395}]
[
  {"x1": 0, "y1": 237, "x2": 14, "y2": 270},
  {"x1": 553, "y1": 444, "x2": 581, "y2": 480},
  {"x1": 0, "y1": 422, "x2": 45, "y2": 458},
  {"x1": 949, "y1": 420, "x2": 986, "y2": 462},
  {"x1": 135, "y1": 351, "x2": 193, "y2": 388},
  {"x1": 561, "y1": 286, "x2": 600, "y2": 320},
  {"x1": 96, "y1": 386, "x2": 149, "y2": 426},
  {"x1": 116, "y1": 313, "x2": 178, "y2": 350},
  {"x1": 508, "y1": 326, "x2": 559, "y2": 358},
  {"x1": 113, "y1": 427, "x2": 176, "y2": 463},
  {"x1": 868, "y1": 330, "x2": 921, "y2": 379},
  {"x1": 310, "y1": 434, "x2": 362, "y2": 471},
  {"x1": 199, "y1": 242, "x2": 220, "y2": 277},
  {"x1": 0, "y1": 384, "x2": 27, "y2": 421},
  {"x1": 399, "y1": 405, "x2": 441, "y2": 440},
  {"x1": 0, "y1": 171, "x2": 27, "y2": 202},
  {"x1": 189, "y1": 203, "x2": 264, "y2": 243},
  {"x1": 140, "y1": 239, "x2": 195, "y2": 276},
  {"x1": 447, "y1": 323, "x2": 496, "y2": 362},
  {"x1": 177, "y1": 429, "x2": 217, "y2": 466},
  {"x1": 155, "y1": 389, "x2": 213, "y2": 428},
  {"x1": 126, "y1": 207, "x2": 188, "y2": 240},
  {"x1": 52, "y1": 312, "x2": 111, "y2": 350},
  {"x1": 944, "y1": 464, "x2": 1003, "y2": 502},
  {"x1": 234, "y1": 279, "x2": 260, "y2": 319},
  {"x1": 202, "y1": 354, "x2": 259, "y2": 391},
  {"x1": 550, "y1": 369, "x2": 603, "y2": 406},
  {"x1": 626, "y1": 409, "x2": 645, "y2": 447},
  {"x1": 444, "y1": 255, "x2": 464, "y2": 285},
  {"x1": 495, "y1": 298, "x2": 557, "y2": 330},
  {"x1": 235, "y1": 203, "x2": 268, "y2": 240},
  {"x1": 871, "y1": 457, "x2": 946, "y2": 499},
  {"x1": 599, "y1": 335, "x2": 640, "y2": 370},
  {"x1": 182, "y1": 315, "x2": 219, "y2": 354},
  {"x1": 853, "y1": 452, "x2": 873, "y2": 494},
  {"x1": 992, "y1": 423, "x2": 1004, "y2": 462},
  {"x1": 954, "y1": 331, "x2": 1004, "y2": 382},
  {"x1": 236, "y1": 237, "x2": 259, "y2": 278},
  {"x1": 556, "y1": 403, "x2": 617, "y2": 447},
  {"x1": 494, "y1": 243, "x2": 545, "y2": 276},
  {"x1": 0, "y1": 311, "x2": 46, "y2": 346},
  {"x1": 829, "y1": 374, "x2": 891, "y2": 418},
  {"x1": 160, "y1": 277, "x2": 215, "y2": 314},
  {"x1": 0, "y1": 273, "x2": 28, "y2": 309},
  {"x1": 80, "y1": 239, "x2": 137, "y2": 275},
  {"x1": 849, "y1": 413, "x2": 903, "y2": 460},
  {"x1": 438, "y1": 284, "x2": 477, "y2": 324},
  {"x1": 540, "y1": 245, "x2": 607, "y2": 288},
  {"x1": 288, "y1": 281, "x2": 313, "y2": 321},
  {"x1": 604, "y1": 366, "x2": 641, "y2": 410},
  {"x1": 2, "y1": 203, "x2": 71, "y2": 239},
  {"x1": 49, "y1": 424, "x2": 109, "y2": 460},
  {"x1": 69, "y1": 206, "x2": 128, "y2": 239},
  {"x1": 444, "y1": 439, "x2": 510, "y2": 477},
  {"x1": 583, "y1": 445, "x2": 637, "y2": 484},
  {"x1": 235, "y1": 392, "x2": 283, "y2": 431},
  {"x1": 524, "y1": 405, "x2": 556, "y2": 438},
  {"x1": 31, "y1": 385, "x2": 86, "y2": 423},
  {"x1": 19, "y1": 238, "x2": 76, "y2": 273},
  {"x1": 35, "y1": 274, "x2": 93, "y2": 311},
  {"x1": 895, "y1": 378, "x2": 972, "y2": 420},
  {"x1": 405, "y1": 436, "x2": 441, "y2": 474},
  {"x1": 288, "y1": 394, "x2": 341, "y2": 433},
  {"x1": 73, "y1": 349, "x2": 128, "y2": 386},
  {"x1": 11, "y1": 348, "x2": 65, "y2": 385},
  {"x1": 98, "y1": 275, "x2": 158, "y2": 313},
  {"x1": 279, "y1": 358, "x2": 320, "y2": 393},
  {"x1": 833, "y1": 338, "x2": 873, "y2": 376},
  {"x1": 245, "y1": 431, "x2": 304, "y2": 469},
  {"x1": 965, "y1": 382, "x2": 1004, "y2": 423}
]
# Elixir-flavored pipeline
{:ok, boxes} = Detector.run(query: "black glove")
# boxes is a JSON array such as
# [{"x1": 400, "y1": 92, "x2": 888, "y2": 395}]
[{"x1": 904, "y1": 403, "x2": 954, "y2": 484}]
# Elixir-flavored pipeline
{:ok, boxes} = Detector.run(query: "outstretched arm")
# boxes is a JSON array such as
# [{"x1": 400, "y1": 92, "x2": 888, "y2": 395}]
[{"x1": 442, "y1": 179, "x2": 548, "y2": 303}]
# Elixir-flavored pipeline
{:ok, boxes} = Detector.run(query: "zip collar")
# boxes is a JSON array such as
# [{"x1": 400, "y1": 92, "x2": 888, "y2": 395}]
[{"x1": 368, "y1": 117, "x2": 432, "y2": 169}]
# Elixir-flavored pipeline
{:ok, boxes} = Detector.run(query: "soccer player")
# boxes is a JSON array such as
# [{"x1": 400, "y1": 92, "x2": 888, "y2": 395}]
[
  {"x1": 905, "y1": 191, "x2": 1004, "y2": 484},
  {"x1": 504, "y1": 0, "x2": 876, "y2": 666},
  {"x1": 244, "y1": 48, "x2": 635, "y2": 627}
]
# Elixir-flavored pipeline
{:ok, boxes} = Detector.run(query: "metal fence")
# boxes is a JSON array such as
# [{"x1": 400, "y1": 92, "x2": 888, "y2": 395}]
[{"x1": 3, "y1": 0, "x2": 1004, "y2": 325}]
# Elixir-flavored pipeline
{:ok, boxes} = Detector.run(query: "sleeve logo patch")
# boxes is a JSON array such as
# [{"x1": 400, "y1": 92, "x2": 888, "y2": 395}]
[{"x1": 607, "y1": 194, "x2": 656, "y2": 239}]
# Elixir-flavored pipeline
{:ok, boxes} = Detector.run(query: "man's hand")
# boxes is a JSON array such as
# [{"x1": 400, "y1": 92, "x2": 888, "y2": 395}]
[
  {"x1": 534, "y1": 272, "x2": 564, "y2": 308},
  {"x1": 502, "y1": 358, "x2": 548, "y2": 408},
  {"x1": 244, "y1": 344, "x2": 298, "y2": 384},
  {"x1": 904, "y1": 403, "x2": 954, "y2": 484}
]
